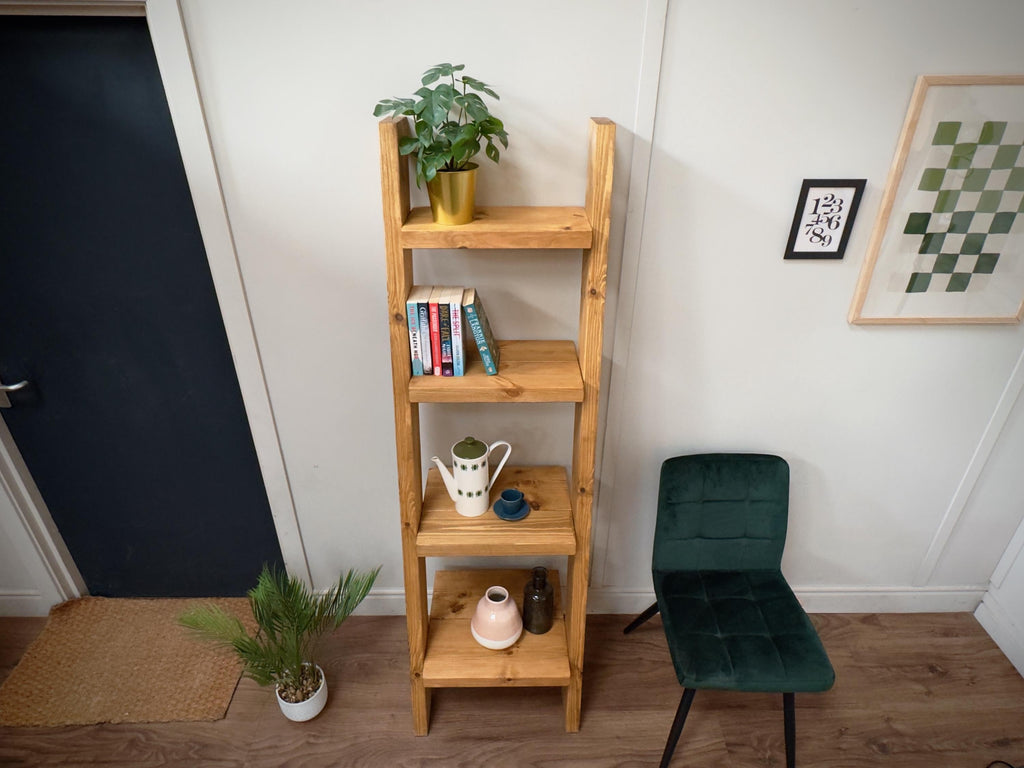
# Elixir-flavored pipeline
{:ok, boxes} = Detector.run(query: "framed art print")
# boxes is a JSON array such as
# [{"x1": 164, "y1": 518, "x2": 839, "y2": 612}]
[
  {"x1": 784, "y1": 179, "x2": 866, "y2": 260},
  {"x1": 849, "y1": 75, "x2": 1024, "y2": 324}
]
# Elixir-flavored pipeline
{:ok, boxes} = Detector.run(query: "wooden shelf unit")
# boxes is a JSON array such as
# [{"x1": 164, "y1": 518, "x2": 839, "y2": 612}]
[{"x1": 380, "y1": 116, "x2": 615, "y2": 735}]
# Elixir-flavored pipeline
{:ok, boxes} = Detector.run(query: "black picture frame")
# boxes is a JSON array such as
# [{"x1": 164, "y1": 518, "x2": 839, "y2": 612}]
[{"x1": 784, "y1": 178, "x2": 866, "y2": 260}]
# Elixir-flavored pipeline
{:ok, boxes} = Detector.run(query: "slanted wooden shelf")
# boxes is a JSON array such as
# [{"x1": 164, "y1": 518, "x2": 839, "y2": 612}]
[
  {"x1": 407, "y1": 340, "x2": 583, "y2": 403},
  {"x1": 401, "y1": 206, "x2": 592, "y2": 249},
  {"x1": 423, "y1": 569, "x2": 569, "y2": 687},
  {"x1": 418, "y1": 466, "x2": 576, "y2": 556},
  {"x1": 380, "y1": 117, "x2": 615, "y2": 735}
]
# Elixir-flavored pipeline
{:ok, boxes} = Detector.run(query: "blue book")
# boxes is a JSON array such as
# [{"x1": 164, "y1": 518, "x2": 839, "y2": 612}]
[{"x1": 462, "y1": 288, "x2": 500, "y2": 376}]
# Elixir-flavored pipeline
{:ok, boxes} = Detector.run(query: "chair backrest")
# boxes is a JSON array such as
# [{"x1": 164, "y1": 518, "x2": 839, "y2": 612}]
[{"x1": 653, "y1": 453, "x2": 789, "y2": 572}]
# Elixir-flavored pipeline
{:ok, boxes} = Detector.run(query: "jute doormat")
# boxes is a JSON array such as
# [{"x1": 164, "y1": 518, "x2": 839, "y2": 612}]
[{"x1": 0, "y1": 596, "x2": 254, "y2": 727}]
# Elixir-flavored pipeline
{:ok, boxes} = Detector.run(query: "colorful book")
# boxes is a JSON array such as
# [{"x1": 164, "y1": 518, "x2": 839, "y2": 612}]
[
  {"x1": 405, "y1": 285, "x2": 431, "y2": 376},
  {"x1": 448, "y1": 285, "x2": 465, "y2": 376},
  {"x1": 462, "y1": 287, "x2": 500, "y2": 375},
  {"x1": 428, "y1": 285, "x2": 444, "y2": 376},
  {"x1": 438, "y1": 290, "x2": 453, "y2": 377},
  {"x1": 416, "y1": 289, "x2": 432, "y2": 375}
]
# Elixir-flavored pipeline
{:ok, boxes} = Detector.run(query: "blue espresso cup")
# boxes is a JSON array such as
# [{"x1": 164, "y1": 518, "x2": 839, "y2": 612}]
[{"x1": 494, "y1": 488, "x2": 528, "y2": 520}]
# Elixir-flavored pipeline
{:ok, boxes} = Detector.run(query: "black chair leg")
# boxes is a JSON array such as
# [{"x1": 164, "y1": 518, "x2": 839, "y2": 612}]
[
  {"x1": 660, "y1": 688, "x2": 696, "y2": 768},
  {"x1": 783, "y1": 692, "x2": 795, "y2": 768},
  {"x1": 623, "y1": 601, "x2": 660, "y2": 634}
]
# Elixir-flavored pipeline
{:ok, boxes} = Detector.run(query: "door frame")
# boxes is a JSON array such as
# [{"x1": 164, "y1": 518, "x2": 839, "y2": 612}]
[{"x1": 0, "y1": 0, "x2": 312, "y2": 594}]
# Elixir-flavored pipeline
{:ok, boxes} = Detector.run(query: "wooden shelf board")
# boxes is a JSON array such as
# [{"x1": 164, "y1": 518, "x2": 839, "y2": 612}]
[
  {"x1": 417, "y1": 466, "x2": 576, "y2": 556},
  {"x1": 423, "y1": 569, "x2": 570, "y2": 688},
  {"x1": 408, "y1": 340, "x2": 583, "y2": 403},
  {"x1": 400, "y1": 206, "x2": 592, "y2": 250}
]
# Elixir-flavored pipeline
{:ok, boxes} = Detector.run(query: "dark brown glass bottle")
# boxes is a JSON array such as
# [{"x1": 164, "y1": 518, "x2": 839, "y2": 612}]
[{"x1": 522, "y1": 566, "x2": 554, "y2": 634}]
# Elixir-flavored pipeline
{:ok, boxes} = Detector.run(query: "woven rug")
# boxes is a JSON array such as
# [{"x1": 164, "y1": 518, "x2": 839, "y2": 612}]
[{"x1": 0, "y1": 596, "x2": 254, "y2": 727}]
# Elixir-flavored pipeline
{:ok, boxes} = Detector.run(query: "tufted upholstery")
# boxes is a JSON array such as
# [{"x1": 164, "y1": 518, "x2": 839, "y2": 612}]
[{"x1": 652, "y1": 454, "x2": 834, "y2": 693}]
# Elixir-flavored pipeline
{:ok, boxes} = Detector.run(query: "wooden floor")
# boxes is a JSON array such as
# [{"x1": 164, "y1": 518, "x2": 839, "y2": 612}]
[{"x1": 1, "y1": 612, "x2": 1023, "y2": 767}]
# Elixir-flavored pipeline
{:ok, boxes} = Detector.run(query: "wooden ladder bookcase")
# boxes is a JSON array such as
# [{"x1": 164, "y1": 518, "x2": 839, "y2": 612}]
[{"x1": 379, "y1": 116, "x2": 615, "y2": 734}]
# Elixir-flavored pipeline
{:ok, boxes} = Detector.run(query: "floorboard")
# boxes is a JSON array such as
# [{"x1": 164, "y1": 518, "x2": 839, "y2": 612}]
[{"x1": 1, "y1": 613, "x2": 1022, "y2": 767}]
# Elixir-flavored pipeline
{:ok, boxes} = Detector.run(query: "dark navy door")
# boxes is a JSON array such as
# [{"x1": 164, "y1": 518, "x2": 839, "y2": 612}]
[{"x1": 0, "y1": 15, "x2": 284, "y2": 597}]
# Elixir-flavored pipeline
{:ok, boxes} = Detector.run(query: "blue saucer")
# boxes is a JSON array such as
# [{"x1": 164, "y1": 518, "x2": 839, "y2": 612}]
[{"x1": 494, "y1": 498, "x2": 530, "y2": 521}]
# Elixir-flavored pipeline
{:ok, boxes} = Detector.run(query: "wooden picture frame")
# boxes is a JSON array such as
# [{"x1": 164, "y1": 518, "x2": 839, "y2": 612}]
[
  {"x1": 784, "y1": 179, "x2": 865, "y2": 260},
  {"x1": 849, "y1": 75, "x2": 1024, "y2": 324}
]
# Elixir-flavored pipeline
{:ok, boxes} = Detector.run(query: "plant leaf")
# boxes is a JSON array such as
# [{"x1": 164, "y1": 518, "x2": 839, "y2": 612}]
[
  {"x1": 415, "y1": 120, "x2": 433, "y2": 146},
  {"x1": 460, "y1": 76, "x2": 499, "y2": 100},
  {"x1": 398, "y1": 137, "x2": 420, "y2": 155},
  {"x1": 179, "y1": 564, "x2": 379, "y2": 690}
]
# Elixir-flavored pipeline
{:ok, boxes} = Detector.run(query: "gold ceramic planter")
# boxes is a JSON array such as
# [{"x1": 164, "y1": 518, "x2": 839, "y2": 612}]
[{"x1": 427, "y1": 164, "x2": 477, "y2": 225}]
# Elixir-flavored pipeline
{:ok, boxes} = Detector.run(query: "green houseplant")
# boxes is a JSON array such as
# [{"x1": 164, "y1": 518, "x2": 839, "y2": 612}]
[
  {"x1": 374, "y1": 62, "x2": 509, "y2": 224},
  {"x1": 179, "y1": 563, "x2": 380, "y2": 721}
]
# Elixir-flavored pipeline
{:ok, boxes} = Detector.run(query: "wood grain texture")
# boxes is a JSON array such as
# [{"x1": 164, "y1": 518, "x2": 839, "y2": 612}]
[
  {"x1": 3, "y1": 613, "x2": 1023, "y2": 766},
  {"x1": 401, "y1": 206, "x2": 592, "y2": 249},
  {"x1": 565, "y1": 117, "x2": 616, "y2": 732},
  {"x1": 417, "y1": 466, "x2": 576, "y2": 556},
  {"x1": 379, "y1": 117, "x2": 430, "y2": 734},
  {"x1": 407, "y1": 340, "x2": 584, "y2": 403},
  {"x1": 423, "y1": 569, "x2": 568, "y2": 688}
]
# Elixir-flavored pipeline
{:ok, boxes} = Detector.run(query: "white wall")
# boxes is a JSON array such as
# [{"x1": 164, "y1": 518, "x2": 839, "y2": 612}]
[
  {"x1": 598, "y1": 0, "x2": 1024, "y2": 612},
  {"x1": 178, "y1": 0, "x2": 644, "y2": 601},
  {"x1": 170, "y1": 0, "x2": 1024, "y2": 614}
]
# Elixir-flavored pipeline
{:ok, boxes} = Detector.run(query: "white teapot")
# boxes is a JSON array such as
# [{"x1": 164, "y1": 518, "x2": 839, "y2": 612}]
[{"x1": 431, "y1": 436, "x2": 512, "y2": 517}]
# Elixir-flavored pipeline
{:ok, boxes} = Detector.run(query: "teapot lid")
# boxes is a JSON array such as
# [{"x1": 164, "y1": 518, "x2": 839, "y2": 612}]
[{"x1": 453, "y1": 436, "x2": 487, "y2": 460}]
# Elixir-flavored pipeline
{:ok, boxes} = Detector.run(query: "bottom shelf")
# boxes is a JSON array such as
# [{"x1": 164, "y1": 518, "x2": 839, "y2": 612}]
[{"x1": 422, "y1": 568, "x2": 570, "y2": 688}]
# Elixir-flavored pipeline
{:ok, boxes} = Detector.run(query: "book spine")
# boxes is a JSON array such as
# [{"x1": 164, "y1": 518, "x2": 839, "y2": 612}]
[
  {"x1": 417, "y1": 301, "x2": 432, "y2": 375},
  {"x1": 429, "y1": 296, "x2": 442, "y2": 376},
  {"x1": 464, "y1": 303, "x2": 498, "y2": 375},
  {"x1": 439, "y1": 302, "x2": 454, "y2": 376},
  {"x1": 406, "y1": 296, "x2": 423, "y2": 376},
  {"x1": 450, "y1": 296, "x2": 464, "y2": 376}
]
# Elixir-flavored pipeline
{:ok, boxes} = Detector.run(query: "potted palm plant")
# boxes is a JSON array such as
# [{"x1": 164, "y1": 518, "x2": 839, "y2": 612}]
[
  {"x1": 179, "y1": 563, "x2": 380, "y2": 722},
  {"x1": 374, "y1": 62, "x2": 509, "y2": 225}
]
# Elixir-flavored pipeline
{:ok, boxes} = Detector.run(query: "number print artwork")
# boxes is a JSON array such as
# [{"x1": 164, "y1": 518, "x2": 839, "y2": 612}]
[
  {"x1": 784, "y1": 180, "x2": 866, "y2": 260},
  {"x1": 802, "y1": 193, "x2": 847, "y2": 249}
]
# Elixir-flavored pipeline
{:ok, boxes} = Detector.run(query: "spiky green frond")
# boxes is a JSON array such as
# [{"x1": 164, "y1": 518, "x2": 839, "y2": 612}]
[{"x1": 179, "y1": 563, "x2": 380, "y2": 689}]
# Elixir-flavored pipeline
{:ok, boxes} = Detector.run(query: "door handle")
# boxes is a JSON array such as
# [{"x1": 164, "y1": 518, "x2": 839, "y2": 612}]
[{"x1": 0, "y1": 379, "x2": 29, "y2": 408}]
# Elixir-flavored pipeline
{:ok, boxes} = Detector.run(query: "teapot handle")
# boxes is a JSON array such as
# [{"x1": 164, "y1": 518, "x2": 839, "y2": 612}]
[{"x1": 486, "y1": 441, "x2": 512, "y2": 491}]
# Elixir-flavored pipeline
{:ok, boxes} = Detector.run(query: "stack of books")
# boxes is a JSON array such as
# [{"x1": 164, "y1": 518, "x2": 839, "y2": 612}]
[{"x1": 405, "y1": 286, "x2": 500, "y2": 377}]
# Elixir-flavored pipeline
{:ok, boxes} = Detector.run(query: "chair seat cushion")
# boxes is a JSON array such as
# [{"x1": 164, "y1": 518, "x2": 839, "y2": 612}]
[{"x1": 654, "y1": 569, "x2": 835, "y2": 693}]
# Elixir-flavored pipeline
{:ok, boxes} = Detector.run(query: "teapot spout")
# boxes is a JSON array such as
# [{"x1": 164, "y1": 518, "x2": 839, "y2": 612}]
[{"x1": 430, "y1": 456, "x2": 458, "y2": 501}]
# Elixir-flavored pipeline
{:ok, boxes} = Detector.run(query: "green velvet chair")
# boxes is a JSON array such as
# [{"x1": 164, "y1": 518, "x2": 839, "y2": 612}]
[{"x1": 624, "y1": 453, "x2": 834, "y2": 768}]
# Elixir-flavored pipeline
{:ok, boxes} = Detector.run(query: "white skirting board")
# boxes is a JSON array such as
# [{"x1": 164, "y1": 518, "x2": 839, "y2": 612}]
[
  {"x1": 975, "y1": 590, "x2": 1024, "y2": 678},
  {"x1": 586, "y1": 586, "x2": 985, "y2": 614},
  {"x1": 353, "y1": 585, "x2": 988, "y2": 617},
  {"x1": 2, "y1": 586, "x2": 989, "y2": 619},
  {"x1": 0, "y1": 589, "x2": 51, "y2": 617}
]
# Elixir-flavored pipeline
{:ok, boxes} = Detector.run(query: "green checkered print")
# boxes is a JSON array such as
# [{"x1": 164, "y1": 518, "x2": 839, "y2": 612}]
[{"x1": 904, "y1": 121, "x2": 1024, "y2": 294}]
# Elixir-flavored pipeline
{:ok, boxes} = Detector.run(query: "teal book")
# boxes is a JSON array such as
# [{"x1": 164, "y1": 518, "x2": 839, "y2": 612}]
[{"x1": 462, "y1": 287, "x2": 500, "y2": 375}]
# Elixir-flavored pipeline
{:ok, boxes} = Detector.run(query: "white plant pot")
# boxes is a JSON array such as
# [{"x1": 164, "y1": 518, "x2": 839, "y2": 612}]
[{"x1": 275, "y1": 664, "x2": 328, "y2": 722}]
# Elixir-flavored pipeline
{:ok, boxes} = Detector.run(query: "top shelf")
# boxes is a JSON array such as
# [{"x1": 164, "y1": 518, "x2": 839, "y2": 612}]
[{"x1": 400, "y1": 206, "x2": 592, "y2": 250}]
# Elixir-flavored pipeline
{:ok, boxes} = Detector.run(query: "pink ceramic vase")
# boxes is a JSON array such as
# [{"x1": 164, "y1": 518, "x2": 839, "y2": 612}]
[{"x1": 470, "y1": 585, "x2": 523, "y2": 650}]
